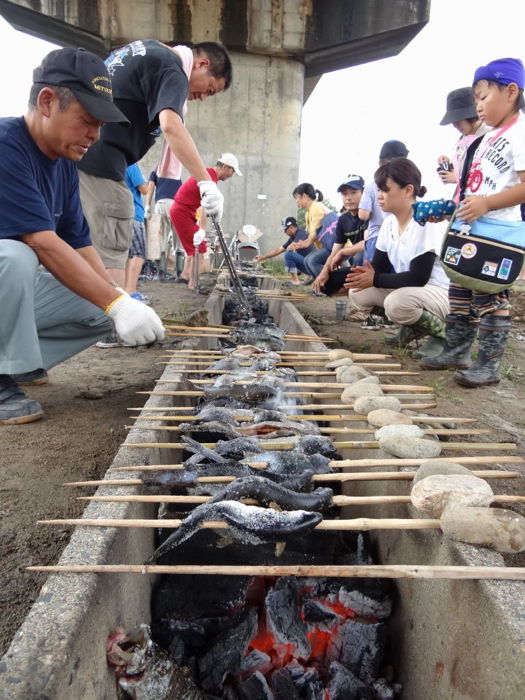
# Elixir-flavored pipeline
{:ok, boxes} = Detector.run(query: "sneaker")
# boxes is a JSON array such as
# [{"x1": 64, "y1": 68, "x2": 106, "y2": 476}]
[
  {"x1": 346, "y1": 310, "x2": 369, "y2": 323},
  {"x1": 360, "y1": 314, "x2": 388, "y2": 330},
  {"x1": 11, "y1": 368, "x2": 49, "y2": 385},
  {"x1": 0, "y1": 375, "x2": 43, "y2": 425},
  {"x1": 129, "y1": 291, "x2": 151, "y2": 304},
  {"x1": 301, "y1": 277, "x2": 314, "y2": 286},
  {"x1": 95, "y1": 334, "x2": 134, "y2": 349},
  {"x1": 159, "y1": 271, "x2": 178, "y2": 283}
]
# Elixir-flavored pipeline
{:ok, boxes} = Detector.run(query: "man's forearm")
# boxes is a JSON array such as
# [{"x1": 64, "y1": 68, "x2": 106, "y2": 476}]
[
  {"x1": 77, "y1": 245, "x2": 115, "y2": 283},
  {"x1": 159, "y1": 110, "x2": 209, "y2": 182},
  {"x1": 22, "y1": 232, "x2": 120, "y2": 309}
]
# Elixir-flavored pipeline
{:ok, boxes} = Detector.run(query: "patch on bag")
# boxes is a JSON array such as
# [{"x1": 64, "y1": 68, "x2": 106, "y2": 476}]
[
  {"x1": 461, "y1": 242, "x2": 477, "y2": 259},
  {"x1": 497, "y1": 258, "x2": 513, "y2": 280},
  {"x1": 482, "y1": 261, "x2": 498, "y2": 277},
  {"x1": 444, "y1": 246, "x2": 461, "y2": 265}
]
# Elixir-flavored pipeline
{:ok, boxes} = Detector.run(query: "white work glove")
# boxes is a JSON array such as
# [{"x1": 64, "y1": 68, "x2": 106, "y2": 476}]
[
  {"x1": 198, "y1": 180, "x2": 224, "y2": 220},
  {"x1": 144, "y1": 204, "x2": 152, "y2": 220},
  {"x1": 106, "y1": 294, "x2": 165, "y2": 346},
  {"x1": 193, "y1": 228, "x2": 206, "y2": 247}
]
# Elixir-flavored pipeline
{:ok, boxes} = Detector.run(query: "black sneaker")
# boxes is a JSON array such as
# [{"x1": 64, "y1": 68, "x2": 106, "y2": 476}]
[
  {"x1": 0, "y1": 375, "x2": 43, "y2": 425},
  {"x1": 11, "y1": 368, "x2": 49, "y2": 385},
  {"x1": 360, "y1": 314, "x2": 388, "y2": 330}
]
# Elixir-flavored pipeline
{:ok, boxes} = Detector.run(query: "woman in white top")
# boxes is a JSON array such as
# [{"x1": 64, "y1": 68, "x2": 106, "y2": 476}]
[{"x1": 344, "y1": 158, "x2": 449, "y2": 358}]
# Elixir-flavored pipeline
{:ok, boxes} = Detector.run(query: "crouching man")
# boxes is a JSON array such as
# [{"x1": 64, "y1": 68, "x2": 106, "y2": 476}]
[{"x1": 0, "y1": 48, "x2": 164, "y2": 425}]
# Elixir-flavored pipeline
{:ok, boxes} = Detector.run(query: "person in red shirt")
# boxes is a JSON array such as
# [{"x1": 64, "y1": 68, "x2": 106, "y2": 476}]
[{"x1": 170, "y1": 153, "x2": 242, "y2": 288}]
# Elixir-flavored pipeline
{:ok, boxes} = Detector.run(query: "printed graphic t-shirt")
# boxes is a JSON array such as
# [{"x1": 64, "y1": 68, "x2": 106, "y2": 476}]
[{"x1": 78, "y1": 40, "x2": 189, "y2": 182}]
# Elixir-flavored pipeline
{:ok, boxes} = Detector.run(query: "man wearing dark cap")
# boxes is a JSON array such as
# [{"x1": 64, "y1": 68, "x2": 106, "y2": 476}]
[
  {"x1": 312, "y1": 175, "x2": 366, "y2": 296},
  {"x1": 77, "y1": 39, "x2": 232, "y2": 287},
  {"x1": 0, "y1": 48, "x2": 164, "y2": 425},
  {"x1": 255, "y1": 216, "x2": 313, "y2": 285}
]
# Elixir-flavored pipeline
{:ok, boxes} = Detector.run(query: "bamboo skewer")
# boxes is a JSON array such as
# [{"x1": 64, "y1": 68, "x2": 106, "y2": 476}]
[
  {"x1": 126, "y1": 407, "x2": 478, "y2": 424},
  {"x1": 190, "y1": 379, "x2": 418, "y2": 387},
  {"x1": 78, "y1": 492, "x2": 525, "y2": 505},
  {"x1": 159, "y1": 363, "x2": 405, "y2": 371},
  {"x1": 163, "y1": 324, "x2": 335, "y2": 342},
  {"x1": 125, "y1": 424, "x2": 486, "y2": 437},
  {"x1": 109, "y1": 455, "x2": 524, "y2": 472},
  {"x1": 25, "y1": 564, "x2": 525, "y2": 580},
  {"x1": 140, "y1": 393, "x2": 432, "y2": 404},
  {"x1": 124, "y1": 440, "x2": 516, "y2": 451},
  {"x1": 164, "y1": 350, "x2": 393, "y2": 359}
]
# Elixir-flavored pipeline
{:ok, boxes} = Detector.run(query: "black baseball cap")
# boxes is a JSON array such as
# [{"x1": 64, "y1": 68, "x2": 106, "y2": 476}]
[
  {"x1": 440, "y1": 87, "x2": 477, "y2": 125},
  {"x1": 338, "y1": 174, "x2": 365, "y2": 192},
  {"x1": 33, "y1": 48, "x2": 129, "y2": 125},
  {"x1": 280, "y1": 216, "x2": 297, "y2": 230},
  {"x1": 379, "y1": 140, "x2": 409, "y2": 160}
]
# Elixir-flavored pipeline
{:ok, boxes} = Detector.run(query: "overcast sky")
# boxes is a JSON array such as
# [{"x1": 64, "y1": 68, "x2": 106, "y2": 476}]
[
  {"x1": 299, "y1": 0, "x2": 525, "y2": 205},
  {"x1": 1, "y1": 1, "x2": 523, "y2": 209}
]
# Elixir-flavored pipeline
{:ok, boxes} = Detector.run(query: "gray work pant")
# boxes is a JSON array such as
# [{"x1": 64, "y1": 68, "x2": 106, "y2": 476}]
[{"x1": 0, "y1": 240, "x2": 112, "y2": 374}]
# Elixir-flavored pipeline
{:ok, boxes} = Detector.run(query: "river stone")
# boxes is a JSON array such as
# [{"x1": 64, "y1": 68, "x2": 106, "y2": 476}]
[
  {"x1": 413, "y1": 460, "x2": 473, "y2": 485},
  {"x1": 375, "y1": 424, "x2": 424, "y2": 441},
  {"x1": 441, "y1": 506, "x2": 525, "y2": 553},
  {"x1": 353, "y1": 375, "x2": 380, "y2": 385},
  {"x1": 341, "y1": 383, "x2": 384, "y2": 401},
  {"x1": 326, "y1": 357, "x2": 354, "y2": 369},
  {"x1": 352, "y1": 395, "x2": 402, "y2": 413},
  {"x1": 337, "y1": 365, "x2": 370, "y2": 384},
  {"x1": 378, "y1": 434, "x2": 441, "y2": 459},
  {"x1": 367, "y1": 409, "x2": 413, "y2": 427},
  {"x1": 327, "y1": 349, "x2": 353, "y2": 361},
  {"x1": 410, "y1": 474, "x2": 494, "y2": 517}
]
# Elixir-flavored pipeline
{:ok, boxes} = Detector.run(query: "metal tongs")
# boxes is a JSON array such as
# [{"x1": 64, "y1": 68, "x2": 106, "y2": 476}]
[{"x1": 210, "y1": 215, "x2": 251, "y2": 316}]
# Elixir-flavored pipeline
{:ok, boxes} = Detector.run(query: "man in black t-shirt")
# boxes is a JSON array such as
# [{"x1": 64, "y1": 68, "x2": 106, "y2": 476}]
[
  {"x1": 78, "y1": 39, "x2": 232, "y2": 286},
  {"x1": 312, "y1": 175, "x2": 367, "y2": 295}
]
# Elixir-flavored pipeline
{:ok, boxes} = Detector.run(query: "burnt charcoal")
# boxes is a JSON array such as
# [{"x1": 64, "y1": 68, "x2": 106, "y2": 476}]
[
  {"x1": 208, "y1": 476, "x2": 333, "y2": 513},
  {"x1": 240, "y1": 649, "x2": 272, "y2": 676},
  {"x1": 180, "y1": 421, "x2": 240, "y2": 441},
  {"x1": 214, "y1": 437, "x2": 261, "y2": 459},
  {"x1": 296, "y1": 435, "x2": 339, "y2": 457},
  {"x1": 372, "y1": 678, "x2": 396, "y2": 699},
  {"x1": 325, "y1": 620, "x2": 386, "y2": 684},
  {"x1": 197, "y1": 607, "x2": 258, "y2": 692},
  {"x1": 338, "y1": 581, "x2": 393, "y2": 620},
  {"x1": 231, "y1": 321, "x2": 286, "y2": 352},
  {"x1": 270, "y1": 668, "x2": 301, "y2": 700},
  {"x1": 293, "y1": 667, "x2": 323, "y2": 698},
  {"x1": 328, "y1": 661, "x2": 374, "y2": 700},
  {"x1": 238, "y1": 670, "x2": 273, "y2": 699},
  {"x1": 239, "y1": 275, "x2": 258, "y2": 287},
  {"x1": 302, "y1": 599, "x2": 343, "y2": 632},
  {"x1": 266, "y1": 578, "x2": 310, "y2": 659},
  {"x1": 147, "y1": 501, "x2": 323, "y2": 560}
]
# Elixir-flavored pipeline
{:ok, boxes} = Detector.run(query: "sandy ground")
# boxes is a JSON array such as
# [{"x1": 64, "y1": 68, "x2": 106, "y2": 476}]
[{"x1": 1, "y1": 275, "x2": 524, "y2": 656}]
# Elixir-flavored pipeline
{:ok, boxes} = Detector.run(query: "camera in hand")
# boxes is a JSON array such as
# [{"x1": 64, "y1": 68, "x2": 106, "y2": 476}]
[{"x1": 437, "y1": 161, "x2": 453, "y2": 172}]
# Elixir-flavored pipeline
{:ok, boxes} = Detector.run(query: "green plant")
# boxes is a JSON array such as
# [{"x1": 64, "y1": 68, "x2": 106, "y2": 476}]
[{"x1": 261, "y1": 259, "x2": 286, "y2": 276}]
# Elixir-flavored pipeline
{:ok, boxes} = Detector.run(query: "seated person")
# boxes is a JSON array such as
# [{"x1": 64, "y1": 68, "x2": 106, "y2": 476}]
[
  {"x1": 344, "y1": 158, "x2": 449, "y2": 359},
  {"x1": 289, "y1": 183, "x2": 329, "y2": 284},
  {"x1": 312, "y1": 175, "x2": 366, "y2": 295},
  {"x1": 255, "y1": 216, "x2": 314, "y2": 285}
]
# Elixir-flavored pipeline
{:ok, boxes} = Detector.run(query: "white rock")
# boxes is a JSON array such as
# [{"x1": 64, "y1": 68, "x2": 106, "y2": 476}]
[
  {"x1": 367, "y1": 409, "x2": 413, "y2": 427},
  {"x1": 411, "y1": 474, "x2": 494, "y2": 517},
  {"x1": 353, "y1": 375, "x2": 380, "y2": 385},
  {"x1": 337, "y1": 365, "x2": 370, "y2": 384},
  {"x1": 325, "y1": 357, "x2": 354, "y2": 369},
  {"x1": 327, "y1": 349, "x2": 353, "y2": 361},
  {"x1": 341, "y1": 383, "x2": 384, "y2": 401},
  {"x1": 353, "y1": 395, "x2": 402, "y2": 413},
  {"x1": 441, "y1": 506, "x2": 525, "y2": 553},
  {"x1": 378, "y1": 435, "x2": 441, "y2": 459},
  {"x1": 375, "y1": 424, "x2": 423, "y2": 441},
  {"x1": 413, "y1": 460, "x2": 473, "y2": 485}
]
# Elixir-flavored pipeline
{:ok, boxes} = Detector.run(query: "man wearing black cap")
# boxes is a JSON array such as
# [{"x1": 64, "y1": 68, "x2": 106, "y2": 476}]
[
  {"x1": 255, "y1": 216, "x2": 313, "y2": 285},
  {"x1": 0, "y1": 48, "x2": 164, "y2": 425},
  {"x1": 312, "y1": 175, "x2": 366, "y2": 296},
  {"x1": 77, "y1": 39, "x2": 232, "y2": 287}
]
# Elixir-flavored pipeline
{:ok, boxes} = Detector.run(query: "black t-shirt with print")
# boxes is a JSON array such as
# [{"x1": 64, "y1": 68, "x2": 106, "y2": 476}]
[
  {"x1": 78, "y1": 40, "x2": 188, "y2": 181},
  {"x1": 334, "y1": 211, "x2": 367, "y2": 246}
]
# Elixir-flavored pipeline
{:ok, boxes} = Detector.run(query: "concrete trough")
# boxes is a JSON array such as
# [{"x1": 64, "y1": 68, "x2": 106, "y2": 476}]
[{"x1": 1, "y1": 287, "x2": 524, "y2": 699}]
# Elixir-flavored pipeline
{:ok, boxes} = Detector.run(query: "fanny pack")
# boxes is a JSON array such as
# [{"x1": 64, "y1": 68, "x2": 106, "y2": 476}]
[{"x1": 440, "y1": 210, "x2": 525, "y2": 293}]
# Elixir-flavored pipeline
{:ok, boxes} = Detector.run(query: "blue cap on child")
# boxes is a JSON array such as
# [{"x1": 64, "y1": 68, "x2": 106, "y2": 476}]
[{"x1": 473, "y1": 58, "x2": 525, "y2": 90}]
